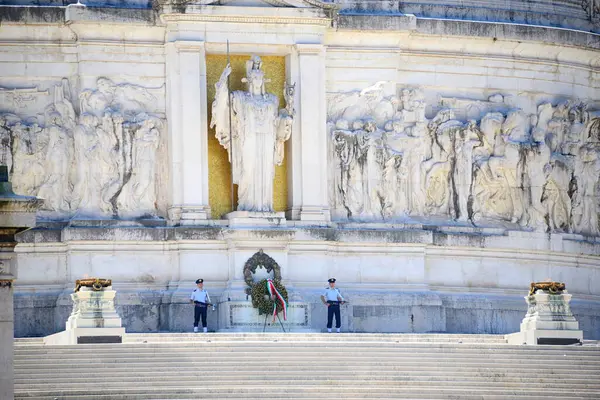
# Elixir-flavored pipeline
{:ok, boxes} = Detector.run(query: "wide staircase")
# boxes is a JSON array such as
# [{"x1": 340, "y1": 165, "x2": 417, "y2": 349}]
[{"x1": 14, "y1": 333, "x2": 600, "y2": 399}]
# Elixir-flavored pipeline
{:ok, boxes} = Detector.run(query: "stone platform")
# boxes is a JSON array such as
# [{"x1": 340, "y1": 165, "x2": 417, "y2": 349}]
[{"x1": 13, "y1": 333, "x2": 600, "y2": 400}]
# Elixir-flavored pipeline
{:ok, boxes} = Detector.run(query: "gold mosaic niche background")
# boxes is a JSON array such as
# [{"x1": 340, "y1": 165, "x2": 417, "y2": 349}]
[{"x1": 207, "y1": 54, "x2": 288, "y2": 219}]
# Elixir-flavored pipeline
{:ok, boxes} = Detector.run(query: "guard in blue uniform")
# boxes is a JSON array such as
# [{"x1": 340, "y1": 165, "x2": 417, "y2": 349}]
[
  {"x1": 320, "y1": 278, "x2": 345, "y2": 333},
  {"x1": 190, "y1": 279, "x2": 211, "y2": 333}
]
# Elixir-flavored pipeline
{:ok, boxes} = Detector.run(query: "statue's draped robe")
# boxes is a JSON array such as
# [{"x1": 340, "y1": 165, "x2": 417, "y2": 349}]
[{"x1": 213, "y1": 84, "x2": 281, "y2": 212}]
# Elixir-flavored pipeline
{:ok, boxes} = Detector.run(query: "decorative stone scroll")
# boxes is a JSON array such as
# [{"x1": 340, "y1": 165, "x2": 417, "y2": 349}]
[
  {"x1": 1, "y1": 78, "x2": 164, "y2": 220},
  {"x1": 328, "y1": 83, "x2": 600, "y2": 236}
]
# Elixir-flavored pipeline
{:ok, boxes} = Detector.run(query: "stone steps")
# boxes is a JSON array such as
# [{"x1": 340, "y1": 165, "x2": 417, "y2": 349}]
[
  {"x1": 13, "y1": 387, "x2": 600, "y2": 400},
  {"x1": 15, "y1": 376, "x2": 600, "y2": 387},
  {"x1": 15, "y1": 370, "x2": 600, "y2": 380},
  {"x1": 13, "y1": 333, "x2": 600, "y2": 400},
  {"x1": 14, "y1": 354, "x2": 600, "y2": 368},
  {"x1": 121, "y1": 333, "x2": 509, "y2": 344}
]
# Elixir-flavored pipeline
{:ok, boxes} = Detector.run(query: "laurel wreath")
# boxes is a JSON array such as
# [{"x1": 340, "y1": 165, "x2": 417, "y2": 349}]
[{"x1": 250, "y1": 279, "x2": 288, "y2": 316}]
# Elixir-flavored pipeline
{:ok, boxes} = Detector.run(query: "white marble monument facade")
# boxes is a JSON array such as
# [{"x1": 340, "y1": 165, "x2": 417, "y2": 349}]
[{"x1": 1, "y1": 1, "x2": 600, "y2": 338}]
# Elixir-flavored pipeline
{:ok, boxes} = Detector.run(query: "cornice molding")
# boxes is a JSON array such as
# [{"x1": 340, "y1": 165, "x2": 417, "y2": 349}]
[
  {"x1": 159, "y1": 5, "x2": 331, "y2": 25},
  {"x1": 161, "y1": 13, "x2": 330, "y2": 25}
]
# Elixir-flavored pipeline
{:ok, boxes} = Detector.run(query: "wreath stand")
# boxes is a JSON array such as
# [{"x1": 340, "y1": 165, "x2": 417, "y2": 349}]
[
  {"x1": 243, "y1": 250, "x2": 288, "y2": 333},
  {"x1": 263, "y1": 312, "x2": 286, "y2": 333}
]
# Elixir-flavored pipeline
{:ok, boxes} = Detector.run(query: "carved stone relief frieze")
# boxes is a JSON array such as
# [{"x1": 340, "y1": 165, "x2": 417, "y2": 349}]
[
  {"x1": 328, "y1": 83, "x2": 600, "y2": 236},
  {"x1": 0, "y1": 78, "x2": 165, "y2": 219}
]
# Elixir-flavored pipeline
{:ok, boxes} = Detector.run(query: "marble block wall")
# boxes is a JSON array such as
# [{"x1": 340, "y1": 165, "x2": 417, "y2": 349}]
[{"x1": 12, "y1": 226, "x2": 600, "y2": 338}]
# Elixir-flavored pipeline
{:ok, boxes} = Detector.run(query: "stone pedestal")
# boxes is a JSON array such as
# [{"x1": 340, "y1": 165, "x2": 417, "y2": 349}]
[
  {"x1": 507, "y1": 289, "x2": 583, "y2": 345},
  {"x1": 225, "y1": 211, "x2": 286, "y2": 228},
  {"x1": 44, "y1": 285, "x2": 125, "y2": 345}
]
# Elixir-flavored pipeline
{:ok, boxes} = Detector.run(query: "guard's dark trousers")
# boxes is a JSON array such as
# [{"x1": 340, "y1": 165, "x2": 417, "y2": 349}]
[
  {"x1": 194, "y1": 303, "x2": 208, "y2": 328},
  {"x1": 327, "y1": 302, "x2": 341, "y2": 329}
]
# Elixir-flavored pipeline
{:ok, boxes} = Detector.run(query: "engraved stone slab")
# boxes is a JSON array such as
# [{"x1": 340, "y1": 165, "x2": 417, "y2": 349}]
[
  {"x1": 77, "y1": 335, "x2": 123, "y2": 344},
  {"x1": 219, "y1": 300, "x2": 311, "y2": 331}
]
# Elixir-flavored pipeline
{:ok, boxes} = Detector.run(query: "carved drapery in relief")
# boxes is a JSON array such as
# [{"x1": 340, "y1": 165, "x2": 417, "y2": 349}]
[
  {"x1": 0, "y1": 78, "x2": 164, "y2": 219},
  {"x1": 328, "y1": 83, "x2": 600, "y2": 236}
]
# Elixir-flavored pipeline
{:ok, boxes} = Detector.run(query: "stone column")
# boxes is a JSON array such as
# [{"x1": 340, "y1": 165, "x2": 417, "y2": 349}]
[
  {"x1": 0, "y1": 166, "x2": 39, "y2": 400},
  {"x1": 166, "y1": 40, "x2": 211, "y2": 225},
  {"x1": 285, "y1": 51, "x2": 302, "y2": 220},
  {"x1": 0, "y1": 261, "x2": 16, "y2": 400},
  {"x1": 293, "y1": 44, "x2": 331, "y2": 223}
]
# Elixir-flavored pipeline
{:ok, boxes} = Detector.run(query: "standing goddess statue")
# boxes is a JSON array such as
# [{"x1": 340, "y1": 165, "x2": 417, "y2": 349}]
[{"x1": 211, "y1": 55, "x2": 294, "y2": 212}]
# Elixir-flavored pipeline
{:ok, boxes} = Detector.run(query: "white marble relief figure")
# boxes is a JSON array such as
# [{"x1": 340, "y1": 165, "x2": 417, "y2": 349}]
[
  {"x1": 381, "y1": 146, "x2": 403, "y2": 219},
  {"x1": 472, "y1": 111, "x2": 528, "y2": 224},
  {"x1": 72, "y1": 113, "x2": 101, "y2": 213},
  {"x1": 80, "y1": 77, "x2": 155, "y2": 119},
  {"x1": 72, "y1": 113, "x2": 121, "y2": 216},
  {"x1": 53, "y1": 79, "x2": 76, "y2": 130},
  {"x1": 572, "y1": 144, "x2": 600, "y2": 236},
  {"x1": 359, "y1": 120, "x2": 385, "y2": 219},
  {"x1": 564, "y1": 103, "x2": 588, "y2": 155},
  {"x1": 525, "y1": 106, "x2": 553, "y2": 231},
  {"x1": 211, "y1": 56, "x2": 295, "y2": 212},
  {"x1": 117, "y1": 118, "x2": 161, "y2": 215},
  {"x1": 97, "y1": 113, "x2": 123, "y2": 214},
  {"x1": 331, "y1": 122, "x2": 352, "y2": 216},
  {"x1": 346, "y1": 121, "x2": 369, "y2": 217},
  {"x1": 507, "y1": 111, "x2": 533, "y2": 225},
  {"x1": 0, "y1": 115, "x2": 13, "y2": 173},
  {"x1": 546, "y1": 102, "x2": 572, "y2": 154},
  {"x1": 326, "y1": 83, "x2": 600, "y2": 236},
  {"x1": 72, "y1": 112, "x2": 122, "y2": 217},
  {"x1": 80, "y1": 79, "x2": 113, "y2": 117},
  {"x1": 544, "y1": 154, "x2": 572, "y2": 232},
  {"x1": 11, "y1": 122, "x2": 47, "y2": 196},
  {"x1": 471, "y1": 114, "x2": 503, "y2": 223},
  {"x1": 330, "y1": 82, "x2": 394, "y2": 125},
  {"x1": 421, "y1": 111, "x2": 457, "y2": 216},
  {"x1": 454, "y1": 120, "x2": 481, "y2": 221},
  {"x1": 487, "y1": 111, "x2": 528, "y2": 225},
  {"x1": 36, "y1": 112, "x2": 73, "y2": 213},
  {"x1": 36, "y1": 81, "x2": 76, "y2": 213},
  {"x1": 0, "y1": 77, "x2": 164, "y2": 219}
]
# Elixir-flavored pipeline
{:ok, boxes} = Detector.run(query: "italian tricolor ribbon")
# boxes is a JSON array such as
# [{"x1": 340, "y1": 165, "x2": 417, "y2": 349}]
[{"x1": 266, "y1": 279, "x2": 287, "y2": 322}]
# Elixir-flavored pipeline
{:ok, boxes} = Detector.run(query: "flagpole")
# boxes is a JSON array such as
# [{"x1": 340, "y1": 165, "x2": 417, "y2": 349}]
[{"x1": 226, "y1": 40, "x2": 234, "y2": 212}]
